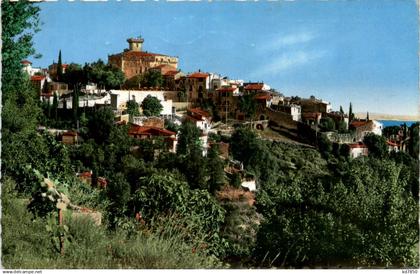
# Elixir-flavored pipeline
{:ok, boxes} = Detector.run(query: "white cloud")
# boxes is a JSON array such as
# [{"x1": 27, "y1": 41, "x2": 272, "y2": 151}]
[
  {"x1": 260, "y1": 31, "x2": 317, "y2": 51},
  {"x1": 251, "y1": 50, "x2": 325, "y2": 77}
]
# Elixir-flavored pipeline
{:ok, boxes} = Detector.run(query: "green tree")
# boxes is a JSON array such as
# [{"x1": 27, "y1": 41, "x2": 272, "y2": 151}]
[
  {"x1": 206, "y1": 144, "x2": 225, "y2": 194},
  {"x1": 230, "y1": 127, "x2": 259, "y2": 166},
  {"x1": 56, "y1": 49, "x2": 63, "y2": 82},
  {"x1": 107, "y1": 172, "x2": 131, "y2": 225},
  {"x1": 63, "y1": 63, "x2": 85, "y2": 89},
  {"x1": 319, "y1": 117, "x2": 335, "y2": 132},
  {"x1": 141, "y1": 70, "x2": 163, "y2": 88},
  {"x1": 349, "y1": 102, "x2": 354, "y2": 122},
  {"x1": 72, "y1": 84, "x2": 80, "y2": 122},
  {"x1": 239, "y1": 94, "x2": 257, "y2": 120},
  {"x1": 318, "y1": 134, "x2": 333, "y2": 158},
  {"x1": 126, "y1": 100, "x2": 140, "y2": 122},
  {"x1": 407, "y1": 123, "x2": 419, "y2": 159},
  {"x1": 2, "y1": 0, "x2": 40, "y2": 96},
  {"x1": 176, "y1": 120, "x2": 201, "y2": 156},
  {"x1": 52, "y1": 92, "x2": 58, "y2": 120},
  {"x1": 339, "y1": 105, "x2": 344, "y2": 115},
  {"x1": 337, "y1": 120, "x2": 348, "y2": 133},
  {"x1": 141, "y1": 95, "x2": 163, "y2": 117},
  {"x1": 88, "y1": 107, "x2": 115, "y2": 144},
  {"x1": 363, "y1": 133, "x2": 388, "y2": 158},
  {"x1": 85, "y1": 59, "x2": 125, "y2": 90},
  {"x1": 164, "y1": 119, "x2": 180, "y2": 133}
]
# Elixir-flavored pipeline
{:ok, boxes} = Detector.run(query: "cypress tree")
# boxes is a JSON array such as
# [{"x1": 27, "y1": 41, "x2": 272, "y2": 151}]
[
  {"x1": 57, "y1": 50, "x2": 63, "y2": 81},
  {"x1": 73, "y1": 84, "x2": 79, "y2": 121},
  {"x1": 366, "y1": 112, "x2": 370, "y2": 121},
  {"x1": 52, "y1": 92, "x2": 58, "y2": 120},
  {"x1": 349, "y1": 102, "x2": 354, "y2": 122}
]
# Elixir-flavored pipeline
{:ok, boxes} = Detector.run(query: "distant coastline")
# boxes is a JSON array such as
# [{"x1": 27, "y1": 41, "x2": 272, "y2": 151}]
[{"x1": 355, "y1": 112, "x2": 419, "y2": 121}]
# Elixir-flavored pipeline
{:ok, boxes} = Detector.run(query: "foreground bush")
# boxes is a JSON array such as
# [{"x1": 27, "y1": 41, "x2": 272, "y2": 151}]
[{"x1": 1, "y1": 178, "x2": 223, "y2": 269}]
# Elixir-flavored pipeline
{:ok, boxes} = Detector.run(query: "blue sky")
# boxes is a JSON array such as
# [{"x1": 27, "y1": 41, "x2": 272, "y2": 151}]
[{"x1": 32, "y1": 0, "x2": 418, "y2": 116}]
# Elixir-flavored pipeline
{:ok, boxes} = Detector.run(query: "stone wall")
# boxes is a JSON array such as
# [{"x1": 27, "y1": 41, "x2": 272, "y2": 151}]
[
  {"x1": 322, "y1": 131, "x2": 355, "y2": 144},
  {"x1": 262, "y1": 108, "x2": 299, "y2": 130}
]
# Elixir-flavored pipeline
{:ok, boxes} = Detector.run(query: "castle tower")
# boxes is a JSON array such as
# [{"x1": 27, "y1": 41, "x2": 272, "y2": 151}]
[{"x1": 127, "y1": 37, "x2": 144, "y2": 52}]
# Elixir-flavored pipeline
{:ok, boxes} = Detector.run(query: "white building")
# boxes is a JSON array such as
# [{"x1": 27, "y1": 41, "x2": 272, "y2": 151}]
[
  {"x1": 350, "y1": 120, "x2": 383, "y2": 142},
  {"x1": 21, "y1": 60, "x2": 42, "y2": 76},
  {"x1": 109, "y1": 90, "x2": 174, "y2": 117},
  {"x1": 348, "y1": 143, "x2": 369, "y2": 158}
]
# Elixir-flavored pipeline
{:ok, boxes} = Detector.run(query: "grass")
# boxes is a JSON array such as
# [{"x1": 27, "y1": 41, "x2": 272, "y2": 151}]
[{"x1": 1, "y1": 178, "x2": 223, "y2": 269}]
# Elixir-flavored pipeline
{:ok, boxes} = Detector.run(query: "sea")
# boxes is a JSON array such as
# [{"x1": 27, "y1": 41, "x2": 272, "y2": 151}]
[{"x1": 378, "y1": 120, "x2": 419, "y2": 128}]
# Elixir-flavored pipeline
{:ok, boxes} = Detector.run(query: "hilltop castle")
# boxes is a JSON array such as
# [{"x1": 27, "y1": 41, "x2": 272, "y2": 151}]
[{"x1": 108, "y1": 37, "x2": 178, "y2": 80}]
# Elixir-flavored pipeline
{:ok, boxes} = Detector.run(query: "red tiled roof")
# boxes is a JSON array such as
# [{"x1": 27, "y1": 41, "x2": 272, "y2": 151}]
[
  {"x1": 62, "y1": 64, "x2": 68, "y2": 68},
  {"x1": 217, "y1": 87, "x2": 236, "y2": 93},
  {"x1": 122, "y1": 51, "x2": 164, "y2": 58},
  {"x1": 188, "y1": 72, "x2": 209, "y2": 79},
  {"x1": 386, "y1": 141, "x2": 398, "y2": 146},
  {"x1": 189, "y1": 108, "x2": 211, "y2": 118},
  {"x1": 185, "y1": 115, "x2": 202, "y2": 123},
  {"x1": 348, "y1": 142, "x2": 367, "y2": 149},
  {"x1": 31, "y1": 75, "x2": 46, "y2": 81},
  {"x1": 244, "y1": 83, "x2": 264, "y2": 90},
  {"x1": 254, "y1": 94, "x2": 271, "y2": 100},
  {"x1": 350, "y1": 120, "x2": 370, "y2": 128},
  {"x1": 163, "y1": 70, "x2": 180, "y2": 76},
  {"x1": 21, "y1": 60, "x2": 32, "y2": 65},
  {"x1": 129, "y1": 124, "x2": 176, "y2": 137}
]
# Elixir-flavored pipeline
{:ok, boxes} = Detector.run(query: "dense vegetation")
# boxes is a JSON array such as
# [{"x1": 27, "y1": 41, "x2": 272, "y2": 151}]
[{"x1": 2, "y1": 1, "x2": 418, "y2": 269}]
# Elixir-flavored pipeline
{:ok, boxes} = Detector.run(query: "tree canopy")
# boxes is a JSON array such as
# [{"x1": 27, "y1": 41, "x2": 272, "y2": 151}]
[{"x1": 141, "y1": 95, "x2": 163, "y2": 117}]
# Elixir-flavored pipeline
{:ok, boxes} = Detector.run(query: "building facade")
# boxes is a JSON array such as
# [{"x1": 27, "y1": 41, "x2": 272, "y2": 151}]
[{"x1": 108, "y1": 37, "x2": 178, "y2": 80}]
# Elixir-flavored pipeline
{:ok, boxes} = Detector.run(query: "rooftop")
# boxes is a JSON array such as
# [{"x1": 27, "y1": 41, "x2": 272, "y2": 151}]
[
  {"x1": 188, "y1": 108, "x2": 211, "y2": 118},
  {"x1": 31, "y1": 75, "x2": 46, "y2": 81},
  {"x1": 128, "y1": 124, "x2": 176, "y2": 137},
  {"x1": 244, "y1": 83, "x2": 264, "y2": 90},
  {"x1": 188, "y1": 72, "x2": 209, "y2": 79},
  {"x1": 216, "y1": 87, "x2": 236, "y2": 93}
]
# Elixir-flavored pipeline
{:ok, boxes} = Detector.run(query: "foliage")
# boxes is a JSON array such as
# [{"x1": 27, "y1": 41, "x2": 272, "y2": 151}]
[
  {"x1": 230, "y1": 127, "x2": 259, "y2": 166},
  {"x1": 407, "y1": 123, "x2": 419, "y2": 159},
  {"x1": 239, "y1": 94, "x2": 257, "y2": 120},
  {"x1": 206, "y1": 144, "x2": 226, "y2": 194},
  {"x1": 131, "y1": 171, "x2": 227, "y2": 256},
  {"x1": 126, "y1": 100, "x2": 140, "y2": 121},
  {"x1": 56, "y1": 50, "x2": 63, "y2": 81},
  {"x1": 87, "y1": 107, "x2": 115, "y2": 144},
  {"x1": 348, "y1": 102, "x2": 354, "y2": 122},
  {"x1": 63, "y1": 63, "x2": 85, "y2": 89},
  {"x1": 319, "y1": 117, "x2": 335, "y2": 132},
  {"x1": 84, "y1": 59, "x2": 125, "y2": 90},
  {"x1": 2, "y1": 0, "x2": 40, "y2": 96},
  {"x1": 363, "y1": 133, "x2": 388, "y2": 158},
  {"x1": 252, "y1": 141, "x2": 418, "y2": 267},
  {"x1": 318, "y1": 134, "x2": 333, "y2": 158},
  {"x1": 141, "y1": 70, "x2": 163, "y2": 88},
  {"x1": 141, "y1": 95, "x2": 163, "y2": 117},
  {"x1": 2, "y1": 178, "x2": 222, "y2": 269},
  {"x1": 336, "y1": 120, "x2": 348, "y2": 133},
  {"x1": 165, "y1": 118, "x2": 180, "y2": 133},
  {"x1": 382, "y1": 126, "x2": 400, "y2": 138},
  {"x1": 177, "y1": 120, "x2": 202, "y2": 156}
]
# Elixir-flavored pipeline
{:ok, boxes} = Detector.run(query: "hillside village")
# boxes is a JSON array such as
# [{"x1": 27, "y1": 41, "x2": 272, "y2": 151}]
[
  {"x1": 26, "y1": 36, "x2": 415, "y2": 173},
  {"x1": 4, "y1": 1, "x2": 419, "y2": 267}
]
